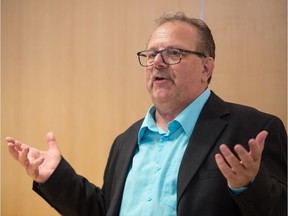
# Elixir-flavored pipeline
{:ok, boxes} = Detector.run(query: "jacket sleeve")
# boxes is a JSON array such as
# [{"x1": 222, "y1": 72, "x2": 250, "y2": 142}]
[
  {"x1": 233, "y1": 116, "x2": 287, "y2": 216},
  {"x1": 33, "y1": 157, "x2": 106, "y2": 216}
]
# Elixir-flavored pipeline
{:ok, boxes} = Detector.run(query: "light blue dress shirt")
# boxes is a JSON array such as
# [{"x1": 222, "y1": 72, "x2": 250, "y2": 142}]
[{"x1": 119, "y1": 88, "x2": 211, "y2": 216}]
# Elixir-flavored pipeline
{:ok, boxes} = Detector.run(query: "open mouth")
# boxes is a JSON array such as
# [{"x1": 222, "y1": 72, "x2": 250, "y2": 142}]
[{"x1": 155, "y1": 77, "x2": 165, "y2": 81}]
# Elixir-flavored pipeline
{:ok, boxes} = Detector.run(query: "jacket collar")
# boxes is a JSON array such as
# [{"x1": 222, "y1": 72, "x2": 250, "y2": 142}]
[{"x1": 107, "y1": 91, "x2": 230, "y2": 215}]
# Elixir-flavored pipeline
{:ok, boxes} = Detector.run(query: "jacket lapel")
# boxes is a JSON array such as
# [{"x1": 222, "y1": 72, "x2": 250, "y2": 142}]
[
  {"x1": 108, "y1": 92, "x2": 230, "y2": 214},
  {"x1": 107, "y1": 121, "x2": 141, "y2": 216},
  {"x1": 177, "y1": 92, "x2": 229, "y2": 203}
]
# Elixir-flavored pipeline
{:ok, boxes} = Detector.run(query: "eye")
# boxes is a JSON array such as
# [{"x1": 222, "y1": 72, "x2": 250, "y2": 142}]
[
  {"x1": 166, "y1": 49, "x2": 181, "y2": 59},
  {"x1": 147, "y1": 51, "x2": 157, "y2": 59},
  {"x1": 139, "y1": 52, "x2": 147, "y2": 57}
]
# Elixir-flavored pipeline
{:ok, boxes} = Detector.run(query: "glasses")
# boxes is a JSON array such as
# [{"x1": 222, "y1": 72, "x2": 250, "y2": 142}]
[{"x1": 137, "y1": 48, "x2": 206, "y2": 67}]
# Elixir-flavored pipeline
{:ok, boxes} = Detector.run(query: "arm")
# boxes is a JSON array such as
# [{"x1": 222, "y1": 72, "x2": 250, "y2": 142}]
[
  {"x1": 33, "y1": 157, "x2": 106, "y2": 216},
  {"x1": 215, "y1": 116, "x2": 287, "y2": 215},
  {"x1": 6, "y1": 132, "x2": 106, "y2": 216}
]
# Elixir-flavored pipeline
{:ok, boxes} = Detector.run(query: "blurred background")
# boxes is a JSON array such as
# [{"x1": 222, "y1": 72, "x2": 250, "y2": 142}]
[{"x1": 1, "y1": 0, "x2": 287, "y2": 215}]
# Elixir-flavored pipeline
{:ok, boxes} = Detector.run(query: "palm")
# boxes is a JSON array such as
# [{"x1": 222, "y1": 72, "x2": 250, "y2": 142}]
[
  {"x1": 7, "y1": 132, "x2": 61, "y2": 183},
  {"x1": 215, "y1": 131, "x2": 268, "y2": 188}
]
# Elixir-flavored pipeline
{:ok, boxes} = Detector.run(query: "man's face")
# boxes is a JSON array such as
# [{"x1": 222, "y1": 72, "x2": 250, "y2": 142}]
[{"x1": 145, "y1": 21, "x2": 213, "y2": 110}]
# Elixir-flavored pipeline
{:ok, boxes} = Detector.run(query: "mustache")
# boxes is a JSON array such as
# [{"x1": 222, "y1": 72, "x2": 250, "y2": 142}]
[{"x1": 151, "y1": 68, "x2": 173, "y2": 80}]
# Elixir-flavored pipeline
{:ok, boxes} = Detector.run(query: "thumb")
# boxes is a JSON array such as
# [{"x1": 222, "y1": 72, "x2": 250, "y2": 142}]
[
  {"x1": 46, "y1": 132, "x2": 60, "y2": 152},
  {"x1": 256, "y1": 130, "x2": 268, "y2": 148}
]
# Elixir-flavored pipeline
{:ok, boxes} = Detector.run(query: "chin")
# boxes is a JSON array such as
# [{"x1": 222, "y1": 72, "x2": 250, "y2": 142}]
[{"x1": 152, "y1": 93, "x2": 174, "y2": 104}]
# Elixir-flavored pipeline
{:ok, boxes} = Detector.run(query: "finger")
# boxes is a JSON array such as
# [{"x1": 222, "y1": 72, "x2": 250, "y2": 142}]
[
  {"x1": 234, "y1": 144, "x2": 253, "y2": 169},
  {"x1": 31, "y1": 157, "x2": 45, "y2": 170},
  {"x1": 19, "y1": 147, "x2": 30, "y2": 167},
  {"x1": 31, "y1": 157, "x2": 45, "y2": 167},
  {"x1": 46, "y1": 132, "x2": 60, "y2": 152},
  {"x1": 6, "y1": 137, "x2": 28, "y2": 151},
  {"x1": 215, "y1": 153, "x2": 236, "y2": 179},
  {"x1": 6, "y1": 137, "x2": 16, "y2": 144},
  {"x1": 27, "y1": 157, "x2": 44, "y2": 179},
  {"x1": 255, "y1": 130, "x2": 268, "y2": 149},
  {"x1": 7, "y1": 143, "x2": 20, "y2": 160},
  {"x1": 249, "y1": 131, "x2": 268, "y2": 161},
  {"x1": 219, "y1": 145, "x2": 245, "y2": 173},
  {"x1": 13, "y1": 139, "x2": 27, "y2": 151},
  {"x1": 248, "y1": 139, "x2": 261, "y2": 161}
]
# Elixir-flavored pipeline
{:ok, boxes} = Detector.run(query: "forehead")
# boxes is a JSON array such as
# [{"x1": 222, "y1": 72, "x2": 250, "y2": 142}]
[{"x1": 147, "y1": 21, "x2": 199, "y2": 50}]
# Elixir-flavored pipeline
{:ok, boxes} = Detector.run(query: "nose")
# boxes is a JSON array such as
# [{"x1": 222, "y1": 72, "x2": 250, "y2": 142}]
[{"x1": 153, "y1": 53, "x2": 168, "y2": 68}]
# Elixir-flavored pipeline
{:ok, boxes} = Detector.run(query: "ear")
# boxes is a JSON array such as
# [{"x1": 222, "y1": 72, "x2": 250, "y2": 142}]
[{"x1": 201, "y1": 57, "x2": 214, "y2": 82}]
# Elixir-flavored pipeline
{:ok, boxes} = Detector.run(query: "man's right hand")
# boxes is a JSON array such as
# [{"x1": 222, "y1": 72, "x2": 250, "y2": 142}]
[{"x1": 6, "y1": 132, "x2": 61, "y2": 183}]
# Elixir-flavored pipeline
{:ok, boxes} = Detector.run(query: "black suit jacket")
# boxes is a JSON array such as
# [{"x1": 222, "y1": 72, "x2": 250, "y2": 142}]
[{"x1": 33, "y1": 92, "x2": 287, "y2": 216}]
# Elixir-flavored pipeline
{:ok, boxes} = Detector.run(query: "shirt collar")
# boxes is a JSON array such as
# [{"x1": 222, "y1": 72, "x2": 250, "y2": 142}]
[
  {"x1": 138, "y1": 88, "x2": 211, "y2": 144},
  {"x1": 175, "y1": 88, "x2": 210, "y2": 136},
  {"x1": 138, "y1": 106, "x2": 157, "y2": 143}
]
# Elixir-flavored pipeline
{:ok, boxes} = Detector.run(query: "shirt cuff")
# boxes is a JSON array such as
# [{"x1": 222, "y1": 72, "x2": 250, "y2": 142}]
[
  {"x1": 228, "y1": 185, "x2": 248, "y2": 195},
  {"x1": 228, "y1": 178, "x2": 255, "y2": 195}
]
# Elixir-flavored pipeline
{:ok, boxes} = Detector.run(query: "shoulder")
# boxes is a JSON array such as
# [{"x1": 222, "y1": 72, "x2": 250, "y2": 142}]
[
  {"x1": 206, "y1": 91, "x2": 286, "y2": 134},
  {"x1": 118, "y1": 118, "x2": 144, "y2": 139},
  {"x1": 110, "y1": 118, "x2": 144, "y2": 152},
  {"x1": 208, "y1": 91, "x2": 281, "y2": 120}
]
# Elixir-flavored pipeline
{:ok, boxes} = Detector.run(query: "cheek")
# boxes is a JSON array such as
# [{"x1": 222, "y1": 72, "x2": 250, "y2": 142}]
[
  {"x1": 182, "y1": 62, "x2": 204, "y2": 81},
  {"x1": 175, "y1": 69, "x2": 203, "y2": 89},
  {"x1": 145, "y1": 69, "x2": 153, "y2": 89}
]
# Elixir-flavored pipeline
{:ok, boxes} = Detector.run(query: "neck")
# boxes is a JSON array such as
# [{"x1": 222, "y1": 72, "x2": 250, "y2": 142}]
[
  {"x1": 153, "y1": 87, "x2": 208, "y2": 131},
  {"x1": 154, "y1": 101, "x2": 189, "y2": 132}
]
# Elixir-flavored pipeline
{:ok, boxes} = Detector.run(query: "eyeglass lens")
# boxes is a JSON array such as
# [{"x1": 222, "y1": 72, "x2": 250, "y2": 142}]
[{"x1": 139, "y1": 49, "x2": 182, "y2": 66}]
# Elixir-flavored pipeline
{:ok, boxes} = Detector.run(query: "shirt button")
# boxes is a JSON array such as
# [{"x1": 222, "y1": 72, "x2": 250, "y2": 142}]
[
  {"x1": 156, "y1": 164, "x2": 161, "y2": 171},
  {"x1": 146, "y1": 196, "x2": 152, "y2": 201},
  {"x1": 163, "y1": 136, "x2": 169, "y2": 141}
]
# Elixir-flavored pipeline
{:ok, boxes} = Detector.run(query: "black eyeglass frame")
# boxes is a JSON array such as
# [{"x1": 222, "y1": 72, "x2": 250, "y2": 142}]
[{"x1": 136, "y1": 48, "x2": 206, "y2": 67}]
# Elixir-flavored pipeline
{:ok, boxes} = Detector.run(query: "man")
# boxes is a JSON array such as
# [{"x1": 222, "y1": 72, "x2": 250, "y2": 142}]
[{"x1": 7, "y1": 12, "x2": 287, "y2": 216}]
